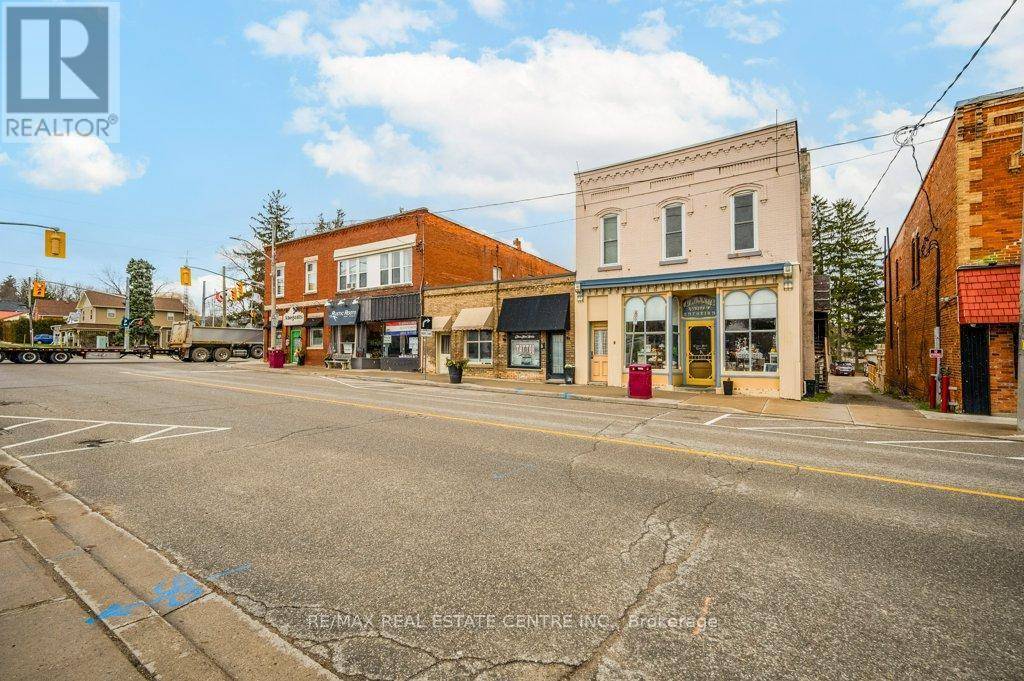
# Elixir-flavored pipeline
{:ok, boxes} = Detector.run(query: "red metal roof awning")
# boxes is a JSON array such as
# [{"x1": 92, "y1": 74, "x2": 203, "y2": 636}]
[{"x1": 958, "y1": 265, "x2": 1020, "y2": 324}]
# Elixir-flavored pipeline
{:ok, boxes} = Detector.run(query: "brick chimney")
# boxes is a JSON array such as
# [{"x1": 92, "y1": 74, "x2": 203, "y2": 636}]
[{"x1": 512, "y1": 237, "x2": 522, "y2": 250}]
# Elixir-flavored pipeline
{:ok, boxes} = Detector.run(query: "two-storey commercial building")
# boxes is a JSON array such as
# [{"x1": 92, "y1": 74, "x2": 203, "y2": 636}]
[
  {"x1": 265, "y1": 208, "x2": 569, "y2": 368},
  {"x1": 572, "y1": 121, "x2": 814, "y2": 399},
  {"x1": 885, "y1": 88, "x2": 1024, "y2": 415}
]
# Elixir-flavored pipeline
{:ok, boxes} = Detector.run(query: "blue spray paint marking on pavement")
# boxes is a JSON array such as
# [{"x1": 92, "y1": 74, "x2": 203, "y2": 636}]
[
  {"x1": 84, "y1": 573, "x2": 206, "y2": 624},
  {"x1": 562, "y1": 392, "x2": 571, "y2": 399},
  {"x1": 207, "y1": 562, "x2": 252, "y2": 580}
]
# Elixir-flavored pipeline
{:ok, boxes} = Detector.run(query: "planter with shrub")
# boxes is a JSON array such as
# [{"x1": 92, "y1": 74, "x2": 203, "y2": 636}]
[{"x1": 446, "y1": 357, "x2": 469, "y2": 384}]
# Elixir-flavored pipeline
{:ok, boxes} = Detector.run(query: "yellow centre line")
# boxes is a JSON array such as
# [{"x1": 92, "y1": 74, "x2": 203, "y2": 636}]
[{"x1": 126, "y1": 371, "x2": 1024, "y2": 505}]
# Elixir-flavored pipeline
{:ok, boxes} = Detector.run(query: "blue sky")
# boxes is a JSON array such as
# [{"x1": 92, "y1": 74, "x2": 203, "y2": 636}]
[{"x1": 1, "y1": 0, "x2": 1021, "y2": 301}]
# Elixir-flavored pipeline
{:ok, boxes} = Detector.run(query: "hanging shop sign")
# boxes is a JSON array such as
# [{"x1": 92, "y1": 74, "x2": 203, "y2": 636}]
[
  {"x1": 682, "y1": 295, "x2": 716, "y2": 318},
  {"x1": 509, "y1": 332, "x2": 541, "y2": 369},
  {"x1": 327, "y1": 299, "x2": 360, "y2": 326},
  {"x1": 282, "y1": 308, "x2": 305, "y2": 326}
]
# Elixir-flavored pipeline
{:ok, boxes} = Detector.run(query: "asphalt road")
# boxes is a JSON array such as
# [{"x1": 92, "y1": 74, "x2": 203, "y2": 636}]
[{"x1": 2, "y1": 359, "x2": 1022, "y2": 680}]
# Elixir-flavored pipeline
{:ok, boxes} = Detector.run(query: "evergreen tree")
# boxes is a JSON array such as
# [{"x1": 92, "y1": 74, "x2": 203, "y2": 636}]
[
  {"x1": 0, "y1": 275, "x2": 17, "y2": 300},
  {"x1": 313, "y1": 208, "x2": 346, "y2": 234},
  {"x1": 811, "y1": 196, "x2": 885, "y2": 369},
  {"x1": 125, "y1": 259, "x2": 157, "y2": 343},
  {"x1": 222, "y1": 190, "x2": 294, "y2": 326}
]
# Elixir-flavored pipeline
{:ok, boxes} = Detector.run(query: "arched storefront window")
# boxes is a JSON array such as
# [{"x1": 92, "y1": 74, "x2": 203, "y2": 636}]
[
  {"x1": 724, "y1": 289, "x2": 778, "y2": 372},
  {"x1": 624, "y1": 296, "x2": 667, "y2": 369}
]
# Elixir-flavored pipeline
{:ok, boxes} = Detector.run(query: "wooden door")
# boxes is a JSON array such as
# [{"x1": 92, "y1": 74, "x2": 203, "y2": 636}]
[
  {"x1": 960, "y1": 325, "x2": 990, "y2": 414},
  {"x1": 590, "y1": 323, "x2": 608, "y2": 383},
  {"x1": 437, "y1": 333, "x2": 451, "y2": 372},
  {"x1": 684, "y1": 321, "x2": 714, "y2": 386}
]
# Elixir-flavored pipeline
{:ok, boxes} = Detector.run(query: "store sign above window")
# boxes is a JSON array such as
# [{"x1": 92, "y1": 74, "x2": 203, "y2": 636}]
[
  {"x1": 327, "y1": 300, "x2": 359, "y2": 326},
  {"x1": 385, "y1": 321, "x2": 417, "y2": 336},
  {"x1": 282, "y1": 308, "x2": 305, "y2": 326},
  {"x1": 682, "y1": 295, "x2": 716, "y2": 318}
]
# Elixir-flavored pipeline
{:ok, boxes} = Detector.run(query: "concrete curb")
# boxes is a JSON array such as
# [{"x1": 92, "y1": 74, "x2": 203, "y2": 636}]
[
  {"x1": 244, "y1": 365, "x2": 1024, "y2": 441},
  {"x1": 0, "y1": 451, "x2": 337, "y2": 680}
]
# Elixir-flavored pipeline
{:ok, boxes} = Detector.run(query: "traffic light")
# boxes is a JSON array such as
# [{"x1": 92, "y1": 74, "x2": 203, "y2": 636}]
[
  {"x1": 180, "y1": 266, "x2": 192, "y2": 286},
  {"x1": 234, "y1": 282, "x2": 246, "y2": 299},
  {"x1": 32, "y1": 280, "x2": 46, "y2": 298},
  {"x1": 44, "y1": 229, "x2": 66, "y2": 259},
  {"x1": 229, "y1": 288, "x2": 238, "y2": 301}
]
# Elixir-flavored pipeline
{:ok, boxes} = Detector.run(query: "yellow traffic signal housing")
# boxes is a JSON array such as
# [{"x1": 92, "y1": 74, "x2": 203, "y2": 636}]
[
  {"x1": 235, "y1": 282, "x2": 246, "y2": 298},
  {"x1": 32, "y1": 280, "x2": 46, "y2": 298},
  {"x1": 44, "y1": 229, "x2": 66, "y2": 258},
  {"x1": 180, "y1": 266, "x2": 192, "y2": 286}
]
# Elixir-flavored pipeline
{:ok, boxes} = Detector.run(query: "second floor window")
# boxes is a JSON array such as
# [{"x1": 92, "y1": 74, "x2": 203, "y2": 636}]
[
  {"x1": 274, "y1": 264, "x2": 285, "y2": 298},
  {"x1": 663, "y1": 204, "x2": 684, "y2": 260},
  {"x1": 731, "y1": 192, "x2": 757, "y2": 252},
  {"x1": 305, "y1": 261, "x2": 317, "y2": 293},
  {"x1": 106, "y1": 308, "x2": 115, "y2": 318},
  {"x1": 338, "y1": 257, "x2": 368, "y2": 290},
  {"x1": 602, "y1": 214, "x2": 619, "y2": 266},
  {"x1": 378, "y1": 249, "x2": 412, "y2": 287}
]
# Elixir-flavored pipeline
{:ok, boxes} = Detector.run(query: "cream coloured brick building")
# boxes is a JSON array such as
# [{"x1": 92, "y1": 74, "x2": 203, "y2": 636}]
[{"x1": 572, "y1": 121, "x2": 814, "y2": 399}]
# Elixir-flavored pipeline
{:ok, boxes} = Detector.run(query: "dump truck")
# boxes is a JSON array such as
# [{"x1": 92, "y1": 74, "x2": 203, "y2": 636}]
[
  {"x1": 168, "y1": 322, "x2": 264, "y2": 362},
  {"x1": 0, "y1": 341, "x2": 161, "y2": 364}
]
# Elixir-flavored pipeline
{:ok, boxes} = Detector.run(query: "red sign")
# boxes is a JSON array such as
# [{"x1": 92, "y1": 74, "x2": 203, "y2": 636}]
[{"x1": 929, "y1": 348, "x2": 943, "y2": 359}]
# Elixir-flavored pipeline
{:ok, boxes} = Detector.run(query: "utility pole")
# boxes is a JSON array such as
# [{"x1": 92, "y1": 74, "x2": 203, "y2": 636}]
[
  {"x1": 269, "y1": 219, "x2": 279, "y2": 348},
  {"x1": 27, "y1": 289, "x2": 34, "y2": 345},
  {"x1": 200, "y1": 280, "x2": 206, "y2": 325},
  {"x1": 123, "y1": 276, "x2": 131, "y2": 351},
  {"x1": 1017, "y1": 131, "x2": 1024, "y2": 430},
  {"x1": 221, "y1": 266, "x2": 228, "y2": 328}
]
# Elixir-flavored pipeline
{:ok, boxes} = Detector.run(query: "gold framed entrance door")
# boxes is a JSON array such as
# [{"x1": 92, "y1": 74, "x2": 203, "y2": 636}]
[{"x1": 684, "y1": 321, "x2": 714, "y2": 386}]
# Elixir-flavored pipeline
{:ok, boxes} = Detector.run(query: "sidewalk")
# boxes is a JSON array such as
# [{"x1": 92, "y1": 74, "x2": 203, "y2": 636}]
[
  {"x1": 252, "y1": 363, "x2": 1024, "y2": 440},
  {"x1": 0, "y1": 453, "x2": 336, "y2": 681}
]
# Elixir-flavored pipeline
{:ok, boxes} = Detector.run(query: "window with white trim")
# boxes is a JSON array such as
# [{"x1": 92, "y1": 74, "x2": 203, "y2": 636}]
[
  {"x1": 167, "y1": 312, "x2": 175, "y2": 321},
  {"x1": 304, "y1": 261, "x2": 317, "y2": 293},
  {"x1": 338, "y1": 257, "x2": 368, "y2": 290},
  {"x1": 106, "y1": 308, "x2": 116, "y2": 318},
  {"x1": 731, "y1": 192, "x2": 757, "y2": 252},
  {"x1": 465, "y1": 330, "x2": 492, "y2": 364},
  {"x1": 724, "y1": 289, "x2": 777, "y2": 373},
  {"x1": 601, "y1": 214, "x2": 619, "y2": 266},
  {"x1": 308, "y1": 326, "x2": 324, "y2": 349},
  {"x1": 378, "y1": 248, "x2": 412, "y2": 287},
  {"x1": 624, "y1": 296, "x2": 666, "y2": 369},
  {"x1": 663, "y1": 204, "x2": 684, "y2": 260},
  {"x1": 274, "y1": 264, "x2": 285, "y2": 298}
]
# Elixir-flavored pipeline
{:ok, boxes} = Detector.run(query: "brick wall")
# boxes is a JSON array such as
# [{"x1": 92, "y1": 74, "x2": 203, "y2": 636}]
[
  {"x1": 422, "y1": 275, "x2": 576, "y2": 381},
  {"x1": 989, "y1": 324, "x2": 1017, "y2": 415}
]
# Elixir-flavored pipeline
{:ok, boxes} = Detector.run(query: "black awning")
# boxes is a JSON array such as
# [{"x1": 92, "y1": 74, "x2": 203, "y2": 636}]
[
  {"x1": 304, "y1": 316, "x2": 324, "y2": 328},
  {"x1": 497, "y1": 293, "x2": 570, "y2": 333},
  {"x1": 327, "y1": 299, "x2": 359, "y2": 326}
]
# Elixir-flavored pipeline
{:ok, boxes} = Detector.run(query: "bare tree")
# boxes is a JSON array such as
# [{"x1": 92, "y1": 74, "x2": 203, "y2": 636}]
[{"x1": 95, "y1": 265, "x2": 126, "y2": 295}]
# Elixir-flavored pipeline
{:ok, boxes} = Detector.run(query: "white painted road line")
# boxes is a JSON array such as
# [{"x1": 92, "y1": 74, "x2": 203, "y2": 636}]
[
  {"x1": 1, "y1": 418, "x2": 52, "y2": 431},
  {"x1": 131, "y1": 427, "x2": 230, "y2": 443},
  {"x1": 0, "y1": 414, "x2": 220, "y2": 429},
  {"x1": 867, "y1": 439, "x2": 1009, "y2": 445},
  {"x1": 22, "y1": 445, "x2": 104, "y2": 460},
  {"x1": 738, "y1": 425, "x2": 878, "y2": 431},
  {"x1": 5, "y1": 423, "x2": 108, "y2": 448},
  {"x1": 704, "y1": 414, "x2": 733, "y2": 426}
]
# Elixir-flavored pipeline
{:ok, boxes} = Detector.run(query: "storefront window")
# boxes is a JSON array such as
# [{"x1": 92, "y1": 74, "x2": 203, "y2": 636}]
[
  {"x1": 509, "y1": 332, "x2": 541, "y2": 369},
  {"x1": 624, "y1": 296, "x2": 666, "y2": 369},
  {"x1": 309, "y1": 327, "x2": 324, "y2": 348},
  {"x1": 466, "y1": 330, "x2": 492, "y2": 364},
  {"x1": 331, "y1": 326, "x2": 355, "y2": 355},
  {"x1": 383, "y1": 321, "x2": 419, "y2": 358},
  {"x1": 724, "y1": 289, "x2": 778, "y2": 373}
]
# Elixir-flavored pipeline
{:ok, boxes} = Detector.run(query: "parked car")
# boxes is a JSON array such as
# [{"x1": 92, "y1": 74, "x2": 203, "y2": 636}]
[
  {"x1": 32, "y1": 334, "x2": 54, "y2": 344},
  {"x1": 832, "y1": 361, "x2": 855, "y2": 376}
]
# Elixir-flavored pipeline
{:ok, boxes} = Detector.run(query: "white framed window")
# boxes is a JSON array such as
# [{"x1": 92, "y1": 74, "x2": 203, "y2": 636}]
[
  {"x1": 723, "y1": 289, "x2": 778, "y2": 373},
  {"x1": 663, "y1": 204, "x2": 684, "y2": 260},
  {"x1": 106, "y1": 308, "x2": 116, "y2": 318},
  {"x1": 492, "y1": 266, "x2": 502, "y2": 281},
  {"x1": 465, "y1": 330, "x2": 492, "y2": 364},
  {"x1": 308, "y1": 326, "x2": 324, "y2": 349},
  {"x1": 338, "y1": 257, "x2": 368, "y2": 290},
  {"x1": 274, "y1": 264, "x2": 285, "y2": 298},
  {"x1": 730, "y1": 192, "x2": 757, "y2": 252},
  {"x1": 166, "y1": 312, "x2": 175, "y2": 321},
  {"x1": 304, "y1": 261, "x2": 317, "y2": 293},
  {"x1": 378, "y1": 248, "x2": 412, "y2": 287},
  {"x1": 624, "y1": 296, "x2": 667, "y2": 369},
  {"x1": 601, "y1": 214, "x2": 619, "y2": 266}
]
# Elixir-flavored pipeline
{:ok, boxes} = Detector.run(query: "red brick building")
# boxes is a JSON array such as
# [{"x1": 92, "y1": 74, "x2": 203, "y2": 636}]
[
  {"x1": 885, "y1": 88, "x2": 1023, "y2": 414},
  {"x1": 264, "y1": 208, "x2": 570, "y2": 368}
]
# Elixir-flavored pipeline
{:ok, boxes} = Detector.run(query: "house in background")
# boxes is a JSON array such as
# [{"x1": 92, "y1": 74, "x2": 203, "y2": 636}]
[
  {"x1": 0, "y1": 298, "x2": 78, "y2": 343},
  {"x1": 884, "y1": 87, "x2": 1024, "y2": 415},
  {"x1": 51, "y1": 290, "x2": 186, "y2": 348},
  {"x1": 266, "y1": 208, "x2": 569, "y2": 369},
  {"x1": 572, "y1": 121, "x2": 814, "y2": 399}
]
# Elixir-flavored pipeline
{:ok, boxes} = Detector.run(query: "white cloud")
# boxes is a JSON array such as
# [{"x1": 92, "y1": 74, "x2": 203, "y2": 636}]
[
  {"x1": 909, "y1": 0, "x2": 1024, "y2": 89},
  {"x1": 266, "y1": 27, "x2": 788, "y2": 205},
  {"x1": 621, "y1": 8, "x2": 679, "y2": 53},
  {"x1": 20, "y1": 136, "x2": 146, "y2": 193},
  {"x1": 469, "y1": 0, "x2": 507, "y2": 23},
  {"x1": 811, "y1": 106, "x2": 951, "y2": 237},
  {"x1": 742, "y1": 56, "x2": 776, "y2": 67},
  {"x1": 286, "y1": 106, "x2": 329, "y2": 134},
  {"x1": 429, "y1": 38, "x2": 458, "y2": 54},
  {"x1": 245, "y1": 1, "x2": 437, "y2": 57},
  {"x1": 706, "y1": 1, "x2": 782, "y2": 44}
]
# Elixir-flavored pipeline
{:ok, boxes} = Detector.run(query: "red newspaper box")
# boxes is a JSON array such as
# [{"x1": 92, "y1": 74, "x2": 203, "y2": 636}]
[
  {"x1": 628, "y1": 363, "x2": 652, "y2": 399},
  {"x1": 268, "y1": 348, "x2": 285, "y2": 369}
]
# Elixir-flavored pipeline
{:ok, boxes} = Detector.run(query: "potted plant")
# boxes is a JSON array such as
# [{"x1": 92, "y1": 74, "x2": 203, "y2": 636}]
[
  {"x1": 563, "y1": 363, "x2": 575, "y2": 385},
  {"x1": 446, "y1": 357, "x2": 469, "y2": 384},
  {"x1": 722, "y1": 378, "x2": 733, "y2": 395},
  {"x1": 295, "y1": 347, "x2": 306, "y2": 366}
]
